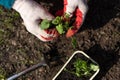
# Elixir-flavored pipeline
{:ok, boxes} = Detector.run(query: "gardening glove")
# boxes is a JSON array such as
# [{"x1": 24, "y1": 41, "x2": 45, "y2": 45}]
[
  {"x1": 12, "y1": 0, "x2": 58, "y2": 41},
  {"x1": 64, "y1": 0, "x2": 88, "y2": 37}
]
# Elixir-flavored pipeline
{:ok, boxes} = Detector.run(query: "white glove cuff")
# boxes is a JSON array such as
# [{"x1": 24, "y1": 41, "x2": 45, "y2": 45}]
[{"x1": 12, "y1": 0, "x2": 25, "y2": 11}]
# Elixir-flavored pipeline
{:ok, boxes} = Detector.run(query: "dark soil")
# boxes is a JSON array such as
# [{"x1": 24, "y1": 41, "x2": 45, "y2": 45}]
[{"x1": 0, "y1": 0, "x2": 120, "y2": 80}]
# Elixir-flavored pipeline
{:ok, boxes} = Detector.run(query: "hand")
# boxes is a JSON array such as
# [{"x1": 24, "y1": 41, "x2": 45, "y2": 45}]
[
  {"x1": 12, "y1": 0, "x2": 58, "y2": 41},
  {"x1": 64, "y1": 0, "x2": 88, "y2": 37}
]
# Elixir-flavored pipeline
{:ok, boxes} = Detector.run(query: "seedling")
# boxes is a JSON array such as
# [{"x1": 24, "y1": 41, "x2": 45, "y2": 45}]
[
  {"x1": 40, "y1": 14, "x2": 78, "y2": 49},
  {"x1": 64, "y1": 58, "x2": 99, "y2": 77},
  {"x1": 52, "y1": 16, "x2": 62, "y2": 25},
  {"x1": 56, "y1": 24, "x2": 65, "y2": 34},
  {"x1": 53, "y1": 51, "x2": 100, "y2": 80},
  {"x1": 40, "y1": 19, "x2": 51, "y2": 30},
  {"x1": 39, "y1": 13, "x2": 71, "y2": 34},
  {"x1": 0, "y1": 67, "x2": 6, "y2": 80},
  {"x1": 71, "y1": 37, "x2": 77, "y2": 49}
]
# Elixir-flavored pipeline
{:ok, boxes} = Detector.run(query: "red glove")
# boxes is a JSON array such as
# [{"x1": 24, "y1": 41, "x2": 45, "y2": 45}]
[
  {"x1": 42, "y1": 28, "x2": 59, "y2": 41},
  {"x1": 56, "y1": 0, "x2": 88, "y2": 37}
]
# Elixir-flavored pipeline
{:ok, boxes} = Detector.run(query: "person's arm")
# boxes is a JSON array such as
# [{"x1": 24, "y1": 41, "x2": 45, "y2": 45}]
[{"x1": 0, "y1": 0, "x2": 15, "y2": 9}]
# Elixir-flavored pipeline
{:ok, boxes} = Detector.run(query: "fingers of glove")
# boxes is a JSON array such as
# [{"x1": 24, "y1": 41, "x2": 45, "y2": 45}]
[
  {"x1": 38, "y1": 28, "x2": 59, "y2": 41},
  {"x1": 66, "y1": 28, "x2": 77, "y2": 37},
  {"x1": 44, "y1": 28, "x2": 59, "y2": 38},
  {"x1": 36, "y1": 30, "x2": 58, "y2": 42},
  {"x1": 64, "y1": 0, "x2": 88, "y2": 17},
  {"x1": 65, "y1": 8, "x2": 83, "y2": 38},
  {"x1": 64, "y1": 0, "x2": 78, "y2": 16},
  {"x1": 36, "y1": 29, "x2": 59, "y2": 42},
  {"x1": 37, "y1": 35, "x2": 54, "y2": 42},
  {"x1": 74, "y1": 8, "x2": 83, "y2": 28},
  {"x1": 65, "y1": 0, "x2": 88, "y2": 38},
  {"x1": 63, "y1": 0, "x2": 88, "y2": 38},
  {"x1": 65, "y1": 9, "x2": 83, "y2": 38},
  {"x1": 23, "y1": 20, "x2": 58, "y2": 41}
]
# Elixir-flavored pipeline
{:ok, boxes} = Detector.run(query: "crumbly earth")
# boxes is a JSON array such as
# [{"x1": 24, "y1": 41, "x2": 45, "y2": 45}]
[{"x1": 0, "y1": 0, "x2": 120, "y2": 80}]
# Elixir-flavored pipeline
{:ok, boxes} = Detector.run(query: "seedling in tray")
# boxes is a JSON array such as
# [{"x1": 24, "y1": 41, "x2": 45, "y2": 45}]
[
  {"x1": 52, "y1": 51, "x2": 100, "y2": 80},
  {"x1": 64, "y1": 58, "x2": 99, "y2": 78}
]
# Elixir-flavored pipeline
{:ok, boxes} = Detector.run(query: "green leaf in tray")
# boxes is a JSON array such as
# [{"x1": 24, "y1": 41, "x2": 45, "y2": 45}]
[{"x1": 90, "y1": 64, "x2": 99, "y2": 71}]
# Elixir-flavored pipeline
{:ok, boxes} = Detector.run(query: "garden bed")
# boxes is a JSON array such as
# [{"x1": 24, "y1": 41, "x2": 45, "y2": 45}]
[{"x1": 0, "y1": 0, "x2": 120, "y2": 80}]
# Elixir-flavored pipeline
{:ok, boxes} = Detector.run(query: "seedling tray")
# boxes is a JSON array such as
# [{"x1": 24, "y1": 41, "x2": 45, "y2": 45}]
[{"x1": 52, "y1": 51, "x2": 100, "y2": 80}]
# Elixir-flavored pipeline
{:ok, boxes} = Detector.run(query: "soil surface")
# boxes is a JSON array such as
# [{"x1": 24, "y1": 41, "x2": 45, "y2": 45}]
[{"x1": 0, "y1": 0, "x2": 120, "y2": 80}]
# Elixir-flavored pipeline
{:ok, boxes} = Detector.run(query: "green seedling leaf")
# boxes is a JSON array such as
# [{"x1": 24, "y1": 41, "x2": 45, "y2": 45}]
[
  {"x1": 65, "y1": 58, "x2": 98, "y2": 77},
  {"x1": 40, "y1": 19, "x2": 51, "y2": 30},
  {"x1": 0, "y1": 75, "x2": 5, "y2": 80},
  {"x1": 64, "y1": 21, "x2": 69, "y2": 30},
  {"x1": 73, "y1": 58, "x2": 87, "y2": 76},
  {"x1": 56, "y1": 24, "x2": 65, "y2": 34},
  {"x1": 90, "y1": 64, "x2": 99, "y2": 71},
  {"x1": 71, "y1": 37, "x2": 77, "y2": 49},
  {"x1": 0, "y1": 67, "x2": 6, "y2": 80},
  {"x1": 52, "y1": 16, "x2": 62, "y2": 25},
  {"x1": 64, "y1": 13, "x2": 70, "y2": 19},
  {"x1": 40, "y1": 13, "x2": 73, "y2": 35}
]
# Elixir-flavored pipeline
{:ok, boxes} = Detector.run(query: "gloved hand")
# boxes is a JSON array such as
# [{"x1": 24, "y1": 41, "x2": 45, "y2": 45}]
[
  {"x1": 12, "y1": 0, "x2": 58, "y2": 41},
  {"x1": 64, "y1": 0, "x2": 88, "y2": 37}
]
